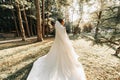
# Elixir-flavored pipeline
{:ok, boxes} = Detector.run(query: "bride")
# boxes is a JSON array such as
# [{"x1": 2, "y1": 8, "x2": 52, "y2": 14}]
[{"x1": 27, "y1": 18, "x2": 86, "y2": 80}]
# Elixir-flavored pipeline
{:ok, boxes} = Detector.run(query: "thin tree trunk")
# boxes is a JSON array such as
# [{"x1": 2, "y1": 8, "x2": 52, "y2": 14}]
[
  {"x1": 12, "y1": 10, "x2": 20, "y2": 37},
  {"x1": 10, "y1": 0, "x2": 19, "y2": 37},
  {"x1": 94, "y1": 0, "x2": 103, "y2": 41},
  {"x1": 46, "y1": 24, "x2": 49, "y2": 37},
  {"x1": 94, "y1": 11, "x2": 102, "y2": 40},
  {"x1": 34, "y1": 24, "x2": 37, "y2": 35},
  {"x1": 16, "y1": 1, "x2": 26, "y2": 41},
  {"x1": 22, "y1": 6, "x2": 31, "y2": 37},
  {"x1": 30, "y1": 18, "x2": 34, "y2": 36},
  {"x1": 35, "y1": 0, "x2": 43, "y2": 41},
  {"x1": 46, "y1": 0, "x2": 49, "y2": 37},
  {"x1": 42, "y1": 0, "x2": 45, "y2": 37},
  {"x1": 29, "y1": 7, "x2": 34, "y2": 36}
]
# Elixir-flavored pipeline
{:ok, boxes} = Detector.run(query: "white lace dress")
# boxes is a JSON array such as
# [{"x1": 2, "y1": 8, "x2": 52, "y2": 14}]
[{"x1": 27, "y1": 21, "x2": 86, "y2": 80}]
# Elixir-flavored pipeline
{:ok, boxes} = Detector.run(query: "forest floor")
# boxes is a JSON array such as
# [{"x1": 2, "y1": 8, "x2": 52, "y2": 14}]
[{"x1": 0, "y1": 35, "x2": 120, "y2": 80}]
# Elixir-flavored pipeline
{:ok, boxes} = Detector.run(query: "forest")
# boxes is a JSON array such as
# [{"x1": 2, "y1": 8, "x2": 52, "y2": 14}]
[{"x1": 0, "y1": 0, "x2": 120, "y2": 80}]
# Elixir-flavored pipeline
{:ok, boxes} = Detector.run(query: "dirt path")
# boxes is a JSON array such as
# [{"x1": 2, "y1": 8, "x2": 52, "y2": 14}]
[{"x1": 0, "y1": 37, "x2": 120, "y2": 80}]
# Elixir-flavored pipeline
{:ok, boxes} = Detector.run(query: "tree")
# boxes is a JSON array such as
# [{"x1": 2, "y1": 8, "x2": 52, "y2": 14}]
[
  {"x1": 10, "y1": 0, "x2": 20, "y2": 37},
  {"x1": 42, "y1": 0, "x2": 45, "y2": 37},
  {"x1": 22, "y1": 4, "x2": 31, "y2": 37},
  {"x1": 15, "y1": 0, "x2": 26, "y2": 41},
  {"x1": 88, "y1": 0, "x2": 120, "y2": 56},
  {"x1": 94, "y1": 11, "x2": 102, "y2": 41},
  {"x1": 35, "y1": 0, "x2": 43, "y2": 41}
]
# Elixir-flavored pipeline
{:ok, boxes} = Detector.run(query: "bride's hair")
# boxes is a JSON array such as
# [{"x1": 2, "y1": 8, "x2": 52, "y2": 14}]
[{"x1": 57, "y1": 18, "x2": 64, "y2": 24}]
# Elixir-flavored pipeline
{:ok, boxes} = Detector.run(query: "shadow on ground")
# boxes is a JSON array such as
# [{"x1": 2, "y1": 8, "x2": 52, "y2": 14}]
[
  {"x1": 3, "y1": 62, "x2": 33, "y2": 80},
  {"x1": 0, "y1": 39, "x2": 37, "y2": 50},
  {"x1": 0, "y1": 37, "x2": 53, "y2": 50}
]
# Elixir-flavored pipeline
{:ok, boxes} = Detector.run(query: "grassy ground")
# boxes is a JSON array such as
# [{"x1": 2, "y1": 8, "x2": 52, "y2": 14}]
[{"x1": 0, "y1": 36, "x2": 120, "y2": 80}]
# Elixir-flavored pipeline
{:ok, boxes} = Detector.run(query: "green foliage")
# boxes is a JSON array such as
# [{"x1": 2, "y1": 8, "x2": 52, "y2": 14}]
[{"x1": 57, "y1": 0, "x2": 72, "y2": 6}]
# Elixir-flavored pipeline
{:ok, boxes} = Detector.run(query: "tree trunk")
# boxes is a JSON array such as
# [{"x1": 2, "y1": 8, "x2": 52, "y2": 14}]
[
  {"x1": 29, "y1": 6, "x2": 34, "y2": 36},
  {"x1": 10, "y1": 0, "x2": 20, "y2": 37},
  {"x1": 22, "y1": 6, "x2": 31, "y2": 37},
  {"x1": 29, "y1": 18, "x2": 34, "y2": 36},
  {"x1": 12, "y1": 10, "x2": 20, "y2": 37},
  {"x1": 46, "y1": 24, "x2": 49, "y2": 37},
  {"x1": 94, "y1": 11, "x2": 102, "y2": 40},
  {"x1": 32, "y1": 24, "x2": 36, "y2": 35},
  {"x1": 16, "y1": 1, "x2": 26, "y2": 41},
  {"x1": 35, "y1": 0, "x2": 43, "y2": 41},
  {"x1": 42, "y1": 0, "x2": 45, "y2": 38}
]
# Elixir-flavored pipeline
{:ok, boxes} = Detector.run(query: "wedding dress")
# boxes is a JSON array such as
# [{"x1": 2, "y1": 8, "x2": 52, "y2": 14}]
[{"x1": 27, "y1": 21, "x2": 86, "y2": 80}]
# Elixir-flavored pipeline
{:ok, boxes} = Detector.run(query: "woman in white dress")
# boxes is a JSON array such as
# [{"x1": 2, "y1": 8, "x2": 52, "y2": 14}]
[{"x1": 27, "y1": 18, "x2": 86, "y2": 80}]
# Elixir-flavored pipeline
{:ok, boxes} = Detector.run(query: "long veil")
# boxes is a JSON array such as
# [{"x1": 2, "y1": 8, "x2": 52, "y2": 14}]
[{"x1": 27, "y1": 21, "x2": 86, "y2": 80}]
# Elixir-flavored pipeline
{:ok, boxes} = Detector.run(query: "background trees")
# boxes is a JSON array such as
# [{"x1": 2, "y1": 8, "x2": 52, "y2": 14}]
[
  {"x1": 0, "y1": 0, "x2": 119, "y2": 55},
  {"x1": 77, "y1": 0, "x2": 120, "y2": 56}
]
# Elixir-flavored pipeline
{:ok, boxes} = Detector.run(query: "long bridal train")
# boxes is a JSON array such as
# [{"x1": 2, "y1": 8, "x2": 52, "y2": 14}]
[{"x1": 27, "y1": 21, "x2": 86, "y2": 80}]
